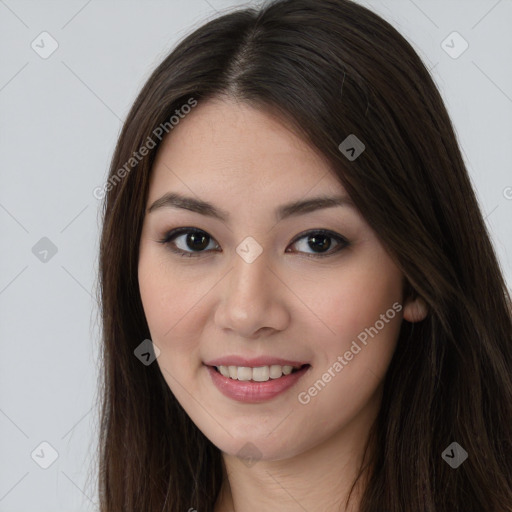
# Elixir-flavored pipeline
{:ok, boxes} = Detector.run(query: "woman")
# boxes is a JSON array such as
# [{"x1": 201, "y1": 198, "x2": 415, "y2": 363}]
[{"x1": 96, "y1": 0, "x2": 512, "y2": 510}]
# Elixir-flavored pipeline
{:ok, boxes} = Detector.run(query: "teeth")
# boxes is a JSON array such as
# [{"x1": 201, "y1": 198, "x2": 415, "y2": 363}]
[
  {"x1": 252, "y1": 366, "x2": 269, "y2": 381},
  {"x1": 219, "y1": 366, "x2": 230, "y2": 378},
  {"x1": 269, "y1": 364, "x2": 283, "y2": 379},
  {"x1": 237, "y1": 367, "x2": 252, "y2": 381},
  {"x1": 216, "y1": 364, "x2": 302, "y2": 382}
]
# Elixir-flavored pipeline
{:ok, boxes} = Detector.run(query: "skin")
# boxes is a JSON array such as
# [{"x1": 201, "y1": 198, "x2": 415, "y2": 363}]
[{"x1": 138, "y1": 97, "x2": 427, "y2": 512}]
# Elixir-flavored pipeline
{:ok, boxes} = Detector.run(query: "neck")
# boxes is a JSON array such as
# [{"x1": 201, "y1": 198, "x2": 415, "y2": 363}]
[{"x1": 214, "y1": 389, "x2": 380, "y2": 512}]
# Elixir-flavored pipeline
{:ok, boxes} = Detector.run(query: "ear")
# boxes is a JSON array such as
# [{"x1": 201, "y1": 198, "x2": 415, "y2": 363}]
[{"x1": 403, "y1": 294, "x2": 428, "y2": 323}]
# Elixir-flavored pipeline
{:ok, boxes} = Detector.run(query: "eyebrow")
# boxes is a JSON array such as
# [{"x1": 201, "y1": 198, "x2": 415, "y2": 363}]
[{"x1": 147, "y1": 192, "x2": 354, "y2": 222}]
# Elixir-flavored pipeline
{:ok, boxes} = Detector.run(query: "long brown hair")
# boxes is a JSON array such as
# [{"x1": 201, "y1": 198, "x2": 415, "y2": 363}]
[{"x1": 96, "y1": 0, "x2": 512, "y2": 510}]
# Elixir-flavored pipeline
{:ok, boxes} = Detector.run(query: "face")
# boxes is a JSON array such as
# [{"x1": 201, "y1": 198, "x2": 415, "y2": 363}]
[{"x1": 138, "y1": 97, "x2": 418, "y2": 462}]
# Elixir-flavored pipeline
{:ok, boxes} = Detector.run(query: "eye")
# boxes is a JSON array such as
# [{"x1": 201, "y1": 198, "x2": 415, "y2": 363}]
[
  {"x1": 287, "y1": 229, "x2": 349, "y2": 257},
  {"x1": 158, "y1": 227, "x2": 349, "y2": 258},
  {"x1": 158, "y1": 227, "x2": 220, "y2": 257}
]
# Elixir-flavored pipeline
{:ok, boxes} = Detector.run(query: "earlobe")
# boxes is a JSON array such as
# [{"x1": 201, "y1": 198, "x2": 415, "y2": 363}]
[{"x1": 403, "y1": 296, "x2": 428, "y2": 323}]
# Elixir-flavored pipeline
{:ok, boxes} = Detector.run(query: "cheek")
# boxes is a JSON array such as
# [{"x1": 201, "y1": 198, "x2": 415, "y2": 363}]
[
  {"x1": 138, "y1": 259, "x2": 170, "y2": 338},
  {"x1": 306, "y1": 260, "x2": 403, "y2": 344},
  {"x1": 138, "y1": 253, "x2": 206, "y2": 402},
  {"x1": 138, "y1": 247, "x2": 203, "y2": 354},
  {"x1": 297, "y1": 253, "x2": 404, "y2": 412},
  {"x1": 291, "y1": 264, "x2": 403, "y2": 444}
]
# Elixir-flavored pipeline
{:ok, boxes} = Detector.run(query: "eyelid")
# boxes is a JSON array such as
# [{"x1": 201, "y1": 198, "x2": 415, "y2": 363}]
[
  {"x1": 157, "y1": 227, "x2": 349, "y2": 258},
  {"x1": 287, "y1": 229, "x2": 349, "y2": 257},
  {"x1": 158, "y1": 227, "x2": 220, "y2": 257}
]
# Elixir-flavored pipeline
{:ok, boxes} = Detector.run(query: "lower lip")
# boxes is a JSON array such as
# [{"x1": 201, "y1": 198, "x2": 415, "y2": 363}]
[{"x1": 205, "y1": 364, "x2": 311, "y2": 403}]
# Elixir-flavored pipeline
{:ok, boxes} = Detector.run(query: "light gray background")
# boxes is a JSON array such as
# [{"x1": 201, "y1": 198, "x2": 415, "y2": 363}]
[{"x1": 1, "y1": 0, "x2": 511, "y2": 510}]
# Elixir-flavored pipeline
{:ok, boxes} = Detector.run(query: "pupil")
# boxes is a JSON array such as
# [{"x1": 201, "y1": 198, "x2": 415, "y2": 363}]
[
  {"x1": 188, "y1": 231, "x2": 209, "y2": 250},
  {"x1": 309, "y1": 234, "x2": 330, "y2": 252}
]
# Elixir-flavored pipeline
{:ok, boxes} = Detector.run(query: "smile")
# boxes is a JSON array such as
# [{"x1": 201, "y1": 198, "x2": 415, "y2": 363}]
[
  {"x1": 214, "y1": 364, "x2": 304, "y2": 381},
  {"x1": 205, "y1": 363, "x2": 311, "y2": 403}
]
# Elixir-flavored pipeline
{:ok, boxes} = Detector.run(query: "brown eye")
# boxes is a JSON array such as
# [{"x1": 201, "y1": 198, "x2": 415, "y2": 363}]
[
  {"x1": 158, "y1": 227, "x2": 349, "y2": 258},
  {"x1": 287, "y1": 230, "x2": 349, "y2": 257},
  {"x1": 159, "y1": 228, "x2": 219, "y2": 257}
]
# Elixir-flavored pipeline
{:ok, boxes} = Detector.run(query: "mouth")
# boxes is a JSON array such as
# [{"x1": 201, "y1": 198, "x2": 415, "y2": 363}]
[
  {"x1": 204, "y1": 363, "x2": 312, "y2": 403},
  {"x1": 210, "y1": 363, "x2": 310, "y2": 382}
]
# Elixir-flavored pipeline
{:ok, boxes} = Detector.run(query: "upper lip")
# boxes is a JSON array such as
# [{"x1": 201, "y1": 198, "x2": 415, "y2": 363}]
[{"x1": 204, "y1": 356, "x2": 309, "y2": 368}]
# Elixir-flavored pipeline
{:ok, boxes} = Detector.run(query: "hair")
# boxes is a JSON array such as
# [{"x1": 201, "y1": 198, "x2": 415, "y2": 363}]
[{"x1": 96, "y1": 0, "x2": 512, "y2": 510}]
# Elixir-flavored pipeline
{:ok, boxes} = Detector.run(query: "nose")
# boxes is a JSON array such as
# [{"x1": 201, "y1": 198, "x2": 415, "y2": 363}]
[{"x1": 214, "y1": 249, "x2": 290, "y2": 338}]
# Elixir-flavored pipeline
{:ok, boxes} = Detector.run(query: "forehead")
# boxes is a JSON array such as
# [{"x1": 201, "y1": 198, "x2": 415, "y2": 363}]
[{"x1": 148, "y1": 98, "x2": 345, "y2": 200}]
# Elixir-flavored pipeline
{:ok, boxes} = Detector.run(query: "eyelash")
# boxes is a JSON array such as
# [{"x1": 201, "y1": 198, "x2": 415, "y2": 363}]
[{"x1": 157, "y1": 227, "x2": 350, "y2": 259}]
